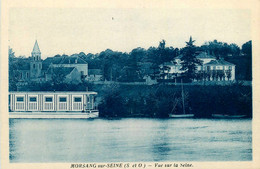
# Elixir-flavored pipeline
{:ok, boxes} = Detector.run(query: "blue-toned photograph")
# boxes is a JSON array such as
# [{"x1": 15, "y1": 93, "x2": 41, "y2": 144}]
[{"x1": 8, "y1": 8, "x2": 252, "y2": 162}]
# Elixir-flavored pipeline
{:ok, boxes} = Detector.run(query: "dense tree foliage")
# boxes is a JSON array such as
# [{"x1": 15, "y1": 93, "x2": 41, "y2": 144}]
[
  {"x1": 9, "y1": 39, "x2": 252, "y2": 91},
  {"x1": 242, "y1": 40, "x2": 252, "y2": 56},
  {"x1": 76, "y1": 39, "x2": 251, "y2": 82},
  {"x1": 9, "y1": 48, "x2": 28, "y2": 91},
  {"x1": 200, "y1": 40, "x2": 240, "y2": 59},
  {"x1": 98, "y1": 83, "x2": 252, "y2": 118}
]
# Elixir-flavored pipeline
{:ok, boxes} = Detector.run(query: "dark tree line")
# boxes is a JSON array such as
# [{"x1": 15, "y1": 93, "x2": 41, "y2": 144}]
[
  {"x1": 77, "y1": 40, "x2": 179, "y2": 82},
  {"x1": 98, "y1": 83, "x2": 252, "y2": 118},
  {"x1": 199, "y1": 40, "x2": 240, "y2": 59},
  {"x1": 9, "y1": 38, "x2": 252, "y2": 91},
  {"x1": 77, "y1": 39, "x2": 251, "y2": 82}
]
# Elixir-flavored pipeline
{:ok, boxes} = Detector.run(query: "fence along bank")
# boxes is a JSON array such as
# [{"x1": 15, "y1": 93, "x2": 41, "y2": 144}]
[{"x1": 9, "y1": 91, "x2": 99, "y2": 118}]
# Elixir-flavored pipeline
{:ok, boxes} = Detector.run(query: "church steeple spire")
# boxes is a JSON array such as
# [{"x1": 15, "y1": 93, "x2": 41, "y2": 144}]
[
  {"x1": 31, "y1": 40, "x2": 41, "y2": 61},
  {"x1": 32, "y1": 40, "x2": 41, "y2": 54},
  {"x1": 30, "y1": 40, "x2": 42, "y2": 79}
]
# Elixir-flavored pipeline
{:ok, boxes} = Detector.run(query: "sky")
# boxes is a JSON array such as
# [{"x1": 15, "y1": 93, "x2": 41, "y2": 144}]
[{"x1": 9, "y1": 8, "x2": 251, "y2": 59}]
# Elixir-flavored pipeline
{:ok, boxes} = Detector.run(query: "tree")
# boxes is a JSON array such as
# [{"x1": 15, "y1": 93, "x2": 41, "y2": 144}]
[
  {"x1": 130, "y1": 47, "x2": 146, "y2": 62},
  {"x1": 242, "y1": 40, "x2": 252, "y2": 56},
  {"x1": 147, "y1": 40, "x2": 175, "y2": 67},
  {"x1": 158, "y1": 40, "x2": 175, "y2": 64},
  {"x1": 200, "y1": 40, "x2": 241, "y2": 59},
  {"x1": 150, "y1": 63, "x2": 160, "y2": 79},
  {"x1": 49, "y1": 66, "x2": 67, "y2": 85},
  {"x1": 127, "y1": 49, "x2": 141, "y2": 81},
  {"x1": 206, "y1": 40, "x2": 224, "y2": 58},
  {"x1": 229, "y1": 43, "x2": 240, "y2": 57},
  {"x1": 9, "y1": 47, "x2": 15, "y2": 58},
  {"x1": 241, "y1": 40, "x2": 252, "y2": 81},
  {"x1": 9, "y1": 48, "x2": 30, "y2": 91},
  {"x1": 180, "y1": 36, "x2": 202, "y2": 82},
  {"x1": 158, "y1": 39, "x2": 166, "y2": 49},
  {"x1": 9, "y1": 47, "x2": 19, "y2": 91}
]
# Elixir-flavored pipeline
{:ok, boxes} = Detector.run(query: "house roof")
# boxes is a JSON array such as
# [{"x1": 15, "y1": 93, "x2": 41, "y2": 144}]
[
  {"x1": 205, "y1": 59, "x2": 235, "y2": 66},
  {"x1": 31, "y1": 40, "x2": 41, "y2": 54},
  {"x1": 175, "y1": 52, "x2": 216, "y2": 59},
  {"x1": 59, "y1": 56, "x2": 87, "y2": 64},
  {"x1": 196, "y1": 52, "x2": 215, "y2": 59},
  {"x1": 42, "y1": 56, "x2": 87, "y2": 70},
  {"x1": 42, "y1": 57, "x2": 64, "y2": 70},
  {"x1": 46, "y1": 67, "x2": 76, "y2": 76},
  {"x1": 88, "y1": 69, "x2": 102, "y2": 75}
]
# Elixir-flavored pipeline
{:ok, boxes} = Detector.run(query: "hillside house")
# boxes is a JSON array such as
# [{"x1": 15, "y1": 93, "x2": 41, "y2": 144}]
[{"x1": 160, "y1": 52, "x2": 235, "y2": 81}]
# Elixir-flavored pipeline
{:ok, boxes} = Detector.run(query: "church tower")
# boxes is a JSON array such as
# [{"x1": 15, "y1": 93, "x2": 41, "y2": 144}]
[{"x1": 30, "y1": 40, "x2": 42, "y2": 79}]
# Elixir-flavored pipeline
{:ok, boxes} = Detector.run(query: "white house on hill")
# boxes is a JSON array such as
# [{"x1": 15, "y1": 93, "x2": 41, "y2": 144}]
[
  {"x1": 204, "y1": 59, "x2": 235, "y2": 81},
  {"x1": 161, "y1": 52, "x2": 235, "y2": 81}
]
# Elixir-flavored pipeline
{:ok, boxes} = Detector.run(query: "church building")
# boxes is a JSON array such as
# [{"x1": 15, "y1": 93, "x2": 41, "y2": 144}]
[
  {"x1": 30, "y1": 40, "x2": 42, "y2": 78},
  {"x1": 15, "y1": 40, "x2": 88, "y2": 84}
]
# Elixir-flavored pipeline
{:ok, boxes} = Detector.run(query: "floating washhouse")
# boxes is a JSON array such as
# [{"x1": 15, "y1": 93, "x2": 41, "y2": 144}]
[{"x1": 9, "y1": 91, "x2": 98, "y2": 113}]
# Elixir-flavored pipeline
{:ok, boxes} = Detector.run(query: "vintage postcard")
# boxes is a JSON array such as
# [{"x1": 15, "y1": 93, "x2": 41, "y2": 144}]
[{"x1": 1, "y1": 0, "x2": 260, "y2": 169}]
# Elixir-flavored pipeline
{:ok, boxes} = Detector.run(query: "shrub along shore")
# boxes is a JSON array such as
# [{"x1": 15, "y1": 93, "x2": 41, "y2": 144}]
[
  {"x1": 97, "y1": 83, "x2": 252, "y2": 118},
  {"x1": 13, "y1": 82, "x2": 252, "y2": 118}
]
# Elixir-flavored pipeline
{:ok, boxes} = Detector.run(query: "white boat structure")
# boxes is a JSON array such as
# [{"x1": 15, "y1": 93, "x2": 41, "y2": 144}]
[
  {"x1": 169, "y1": 79, "x2": 194, "y2": 118},
  {"x1": 169, "y1": 114, "x2": 194, "y2": 118},
  {"x1": 9, "y1": 91, "x2": 99, "y2": 119}
]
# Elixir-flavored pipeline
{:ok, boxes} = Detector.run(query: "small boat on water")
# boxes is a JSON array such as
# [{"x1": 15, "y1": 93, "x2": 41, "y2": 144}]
[
  {"x1": 9, "y1": 91, "x2": 99, "y2": 119},
  {"x1": 169, "y1": 114, "x2": 194, "y2": 118},
  {"x1": 212, "y1": 114, "x2": 246, "y2": 119},
  {"x1": 169, "y1": 79, "x2": 194, "y2": 118}
]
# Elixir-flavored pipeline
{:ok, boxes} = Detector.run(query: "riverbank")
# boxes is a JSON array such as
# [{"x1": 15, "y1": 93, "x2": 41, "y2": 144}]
[
  {"x1": 96, "y1": 83, "x2": 252, "y2": 118},
  {"x1": 11, "y1": 82, "x2": 252, "y2": 118}
]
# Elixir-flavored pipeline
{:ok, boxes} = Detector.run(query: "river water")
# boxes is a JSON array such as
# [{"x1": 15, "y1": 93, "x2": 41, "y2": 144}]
[{"x1": 9, "y1": 118, "x2": 252, "y2": 162}]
